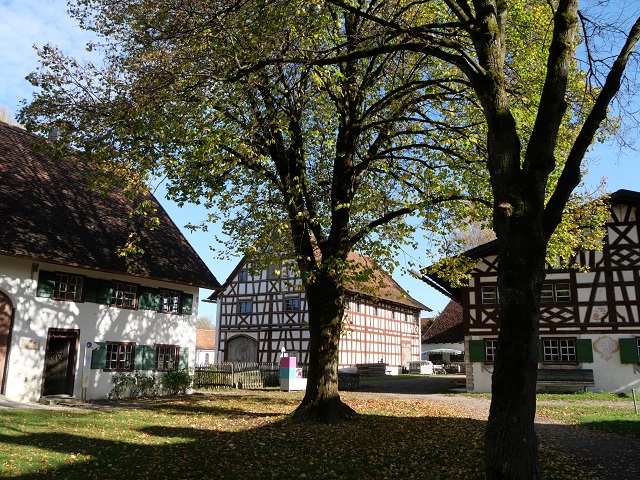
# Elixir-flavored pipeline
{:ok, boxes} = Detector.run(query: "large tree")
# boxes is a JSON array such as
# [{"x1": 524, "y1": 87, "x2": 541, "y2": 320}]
[
  {"x1": 19, "y1": 0, "x2": 488, "y2": 422},
  {"x1": 327, "y1": 0, "x2": 640, "y2": 476}
]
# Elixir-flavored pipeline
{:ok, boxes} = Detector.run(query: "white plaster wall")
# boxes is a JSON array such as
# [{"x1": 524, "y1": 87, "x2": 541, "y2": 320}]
[
  {"x1": 587, "y1": 334, "x2": 640, "y2": 394},
  {"x1": 469, "y1": 362, "x2": 493, "y2": 393},
  {"x1": 466, "y1": 333, "x2": 640, "y2": 394},
  {"x1": 1, "y1": 256, "x2": 199, "y2": 402},
  {"x1": 195, "y1": 349, "x2": 215, "y2": 364}
]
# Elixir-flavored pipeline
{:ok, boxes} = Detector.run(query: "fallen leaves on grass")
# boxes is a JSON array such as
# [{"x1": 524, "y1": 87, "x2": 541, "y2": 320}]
[{"x1": 0, "y1": 391, "x2": 599, "y2": 479}]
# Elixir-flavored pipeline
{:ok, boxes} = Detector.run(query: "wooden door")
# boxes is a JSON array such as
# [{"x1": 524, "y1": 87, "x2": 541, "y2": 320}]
[
  {"x1": 227, "y1": 336, "x2": 258, "y2": 362},
  {"x1": 401, "y1": 342, "x2": 411, "y2": 368},
  {"x1": 0, "y1": 292, "x2": 13, "y2": 394},
  {"x1": 43, "y1": 329, "x2": 79, "y2": 396}
]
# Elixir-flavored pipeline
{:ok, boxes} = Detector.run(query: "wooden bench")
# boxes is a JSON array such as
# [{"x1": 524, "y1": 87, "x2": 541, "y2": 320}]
[{"x1": 536, "y1": 368, "x2": 595, "y2": 392}]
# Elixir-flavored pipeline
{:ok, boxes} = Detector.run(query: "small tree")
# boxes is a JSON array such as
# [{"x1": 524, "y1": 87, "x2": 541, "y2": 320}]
[{"x1": 196, "y1": 316, "x2": 215, "y2": 330}]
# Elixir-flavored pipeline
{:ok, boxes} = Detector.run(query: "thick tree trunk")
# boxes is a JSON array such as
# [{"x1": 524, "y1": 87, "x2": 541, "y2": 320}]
[
  {"x1": 292, "y1": 268, "x2": 357, "y2": 423},
  {"x1": 485, "y1": 222, "x2": 547, "y2": 479}
]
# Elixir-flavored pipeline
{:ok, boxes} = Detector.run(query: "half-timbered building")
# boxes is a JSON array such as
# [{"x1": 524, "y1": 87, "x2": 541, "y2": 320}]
[
  {"x1": 424, "y1": 190, "x2": 640, "y2": 393},
  {"x1": 210, "y1": 253, "x2": 429, "y2": 371},
  {"x1": 0, "y1": 121, "x2": 221, "y2": 402}
]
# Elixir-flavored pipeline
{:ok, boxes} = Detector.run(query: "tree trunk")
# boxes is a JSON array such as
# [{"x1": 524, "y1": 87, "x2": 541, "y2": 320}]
[
  {"x1": 292, "y1": 267, "x2": 357, "y2": 423},
  {"x1": 485, "y1": 221, "x2": 547, "y2": 479}
]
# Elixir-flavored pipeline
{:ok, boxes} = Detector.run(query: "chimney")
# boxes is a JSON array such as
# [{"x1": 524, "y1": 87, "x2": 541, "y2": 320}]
[{"x1": 48, "y1": 126, "x2": 60, "y2": 142}]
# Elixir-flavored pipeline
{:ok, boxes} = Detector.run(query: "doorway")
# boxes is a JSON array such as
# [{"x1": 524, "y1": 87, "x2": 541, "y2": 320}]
[
  {"x1": 42, "y1": 329, "x2": 79, "y2": 397},
  {"x1": 0, "y1": 291, "x2": 13, "y2": 394}
]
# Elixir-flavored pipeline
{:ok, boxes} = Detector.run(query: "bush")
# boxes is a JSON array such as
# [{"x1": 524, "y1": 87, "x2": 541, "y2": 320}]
[
  {"x1": 109, "y1": 371, "x2": 159, "y2": 400},
  {"x1": 162, "y1": 369, "x2": 192, "y2": 395}
]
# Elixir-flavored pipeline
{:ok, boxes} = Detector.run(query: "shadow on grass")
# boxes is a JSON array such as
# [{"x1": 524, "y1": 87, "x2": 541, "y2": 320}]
[
  {"x1": 0, "y1": 398, "x2": 486, "y2": 480},
  {"x1": 0, "y1": 393, "x2": 626, "y2": 480}
]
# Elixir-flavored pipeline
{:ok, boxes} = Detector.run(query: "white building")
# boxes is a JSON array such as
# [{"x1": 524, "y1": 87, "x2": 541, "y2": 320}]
[
  {"x1": 424, "y1": 190, "x2": 640, "y2": 393},
  {"x1": 0, "y1": 121, "x2": 221, "y2": 402},
  {"x1": 210, "y1": 253, "x2": 429, "y2": 372}
]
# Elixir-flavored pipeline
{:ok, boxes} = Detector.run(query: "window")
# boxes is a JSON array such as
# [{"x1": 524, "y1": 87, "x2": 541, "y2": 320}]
[
  {"x1": 374, "y1": 305, "x2": 379, "y2": 316},
  {"x1": 155, "y1": 345, "x2": 180, "y2": 371},
  {"x1": 204, "y1": 353, "x2": 210, "y2": 364},
  {"x1": 485, "y1": 340, "x2": 498, "y2": 363},
  {"x1": 481, "y1": 285, "x2": 498, "y2": 304},
  {"x1": 112, "y1": 282, "x2": 138, "y2": 309},
  {"x1": 239, "y1": 270, "x2": 248, "y2": 282},
  {"x1": 541, "y1": 283, "x2": 571, "y2": 303},
  {"x1": 238, "y1": 300, "x2": 252, "y2": 313},
  {"x1": 160, "y1": 289, "x2": 181, "y2": 314},
  {"x1": 542, "y1": 338, "x2": 576, "y2": 363},
  {"x1": 53, "y1": 273, "x2": 84, "y2": 301},
  {"x1": 284, "y1": 297, "x2": 300, "y2": 311},
  {"x1": 355, "y1": 300, "x2": 361, "y2": 313},
  {"x1": 105, "y1": 342, "x2": 135, "y2": 371}
]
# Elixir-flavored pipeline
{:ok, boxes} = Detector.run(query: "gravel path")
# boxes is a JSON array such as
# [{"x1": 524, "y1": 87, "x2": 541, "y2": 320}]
[{"x1": 351, "y1": 375, "x2": 640, "y2": 479}]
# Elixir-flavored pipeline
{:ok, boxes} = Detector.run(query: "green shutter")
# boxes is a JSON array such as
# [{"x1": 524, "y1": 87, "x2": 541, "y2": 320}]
[
  {"x1": 620, "y1": 338, "x2": 639, "y2": 364},
  {"x1": 134, "y1": 345, "x2": 157, "y2": 370},
  {"x1": 576, "y1": 339, "x2": 594, "y2": 363},
  {"x1": 36, "y1": 271, "x2": 57, "y2": 298},
  {"x1": 179, "y1": 346, "x2": 189, "y2": 369},
  {"x1": 144, "y1": 345, "x2": 156, "y2": 370},
  {"x1": 90, "y1": 342, "x2": 107, "y2": 369},
  {"x1": 469, "y1": 340, "x2": 485, "y2": 362},
  {"x1": 181, "y1": 293, "x2": 194, "y2": 315},
  {"x1": 84, "y1": 278, "x2": 113, "y2": 304},
  {"x1": 138, "y1": 287, "x2": 160, "y2": 311}
]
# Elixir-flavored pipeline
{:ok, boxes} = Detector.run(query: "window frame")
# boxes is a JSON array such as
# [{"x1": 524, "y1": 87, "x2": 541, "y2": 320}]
[
  {"x1": 238, "y1": 269, "x2": 248, "y2": 282},
  {"x1": 52, "y1": 272, "x2": 85, "y2": 302},
  {"x1": 542, "y1": 337, "x2": 577, "y2": 364},
  {"x1": 283, "y1": 297, "x2": 300, "y2": 312},
  {"x1": 485, "y1": 339, "x2": 498, "y2": 363},
  {"x1": 111, "y1": 281, "x2": 139, "y2": 309},
  {"x1": 160, "y1": 289, "x2": 182, "y2": 314},
  {"x1": 155, "y1": 344, "x2": 180, "y2": 371},
  {"x1": 237, "y1": 299, "x2": 253, "y2": 314},
  {"x1": 540, "y1": 283, "x2": 571, "y2": 303},
  {"x1": 481, "y1": 285, "x2": 498, "y2": 305},
  {"x1": 104, "y1": 342, "x2": 136, "y2": 372}
]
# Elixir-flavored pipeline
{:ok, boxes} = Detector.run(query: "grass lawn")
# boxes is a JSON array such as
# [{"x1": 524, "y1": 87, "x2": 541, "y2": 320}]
[
  {"x1": 1, "y1": 390, "x2": 597, "y2": 480},
  {"x1": 536, "y1": 391, "x2": 640, "y2": 439}
]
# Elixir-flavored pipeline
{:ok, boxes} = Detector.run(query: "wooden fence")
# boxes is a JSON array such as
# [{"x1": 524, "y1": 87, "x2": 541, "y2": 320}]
[
  {"x1": 194, "y1": 363, "x2": 359, "y2": 390},
  {"x1": 193, "y1": 362, "x2": 283, "y2": 389}
]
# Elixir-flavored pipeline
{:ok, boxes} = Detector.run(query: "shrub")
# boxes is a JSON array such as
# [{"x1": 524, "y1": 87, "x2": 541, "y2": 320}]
[
  {"x1": 109, "y1": 372, "x2": 135, "y2": 400},
  {"x1": 108, "y1": 371, "x2": 159, "y2": 399},
  {"x1": 162, "y1": 369, "x2": 192, "y2": 395}
]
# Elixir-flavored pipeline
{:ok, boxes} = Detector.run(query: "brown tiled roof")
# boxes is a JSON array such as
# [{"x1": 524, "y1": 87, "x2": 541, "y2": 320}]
[
  {"x1": 422, "y1": 300, "x2": 463, "y2": 343},
  {"x1": 211, "y1": 252, "x2": 429, "y2": 311},
  {"x1": 196, "y1": 329, "x2": 216, "y2": 349},
  {"x1": 345, "y1": 252, "x2": 429, "y2": 311},
  {"x1": 0, "y1": 121, "x2": 221, "y2": 289}
]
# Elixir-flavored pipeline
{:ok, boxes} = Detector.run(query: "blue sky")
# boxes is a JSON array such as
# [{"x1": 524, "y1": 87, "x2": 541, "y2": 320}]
[{"x1": 1, "y1": 0, "x2": 639, "y2": 320}]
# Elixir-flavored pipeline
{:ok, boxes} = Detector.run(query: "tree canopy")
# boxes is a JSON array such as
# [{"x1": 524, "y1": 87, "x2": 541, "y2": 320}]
[{"x1": 18, "y1": 0, "x2": 640, "y2": 468}]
